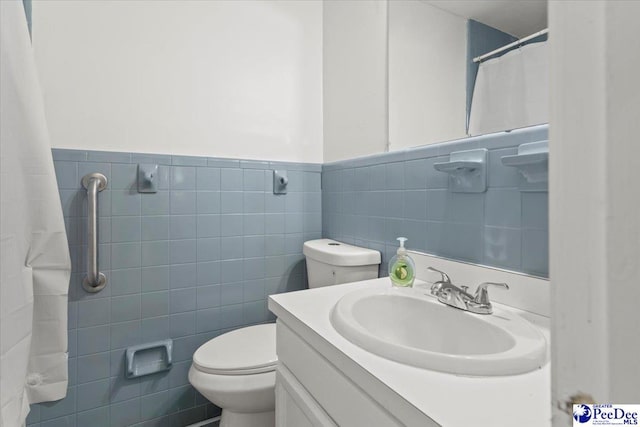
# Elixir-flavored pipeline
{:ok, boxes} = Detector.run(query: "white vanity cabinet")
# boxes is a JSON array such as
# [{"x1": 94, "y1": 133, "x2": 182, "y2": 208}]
[
  {"x1": 275, "y1": 365, "x2": 336, "y2": 427},
  {"x1": 273, "y1": 319, "x2": 435, "y2": 427},
  {"x1": 269, "y1": 272, "x2": 551, "y2": 427}
]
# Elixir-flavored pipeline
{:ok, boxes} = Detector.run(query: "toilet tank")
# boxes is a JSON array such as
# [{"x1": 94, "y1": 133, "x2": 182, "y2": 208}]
[{"x1": 303, "y1": 239, "x2": 381, "y2": 288}]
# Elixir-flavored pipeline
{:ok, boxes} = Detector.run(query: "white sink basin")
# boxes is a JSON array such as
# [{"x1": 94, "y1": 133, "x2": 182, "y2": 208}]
[{"x1": 330, "y1": 287, "x2": 547, "y2": 376}]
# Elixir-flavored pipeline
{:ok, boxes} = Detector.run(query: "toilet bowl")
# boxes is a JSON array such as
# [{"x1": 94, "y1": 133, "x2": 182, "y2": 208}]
[
  {"x1": 189, "y1": 239, "x2": 380, "y2": 427},
  {"x1": 188, "y1": 324, "x2": 277, "y2": 427}
]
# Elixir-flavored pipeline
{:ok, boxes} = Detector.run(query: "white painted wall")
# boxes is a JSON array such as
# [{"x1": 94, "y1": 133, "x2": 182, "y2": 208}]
[
  {"x1": 322, "y1": 0, "x2": 388, "y2": 163},
  {"x1": 388, "y1": 1, "x2": 467, "y2": 150},
  {"x1": 550, "y1": 1, "x2": 640, "y2": 423},
  {"x1": 32, "y1": 0, "x2": 323, "y2": 163}
]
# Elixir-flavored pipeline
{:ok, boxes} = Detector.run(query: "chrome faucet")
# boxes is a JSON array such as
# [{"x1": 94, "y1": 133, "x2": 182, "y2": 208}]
[
  {"x1": 426, "y1": 267, "x2": 509, "y2": 315},
  {"x1": 426, "y1": 267, "x2": 454, "y2": 294}
]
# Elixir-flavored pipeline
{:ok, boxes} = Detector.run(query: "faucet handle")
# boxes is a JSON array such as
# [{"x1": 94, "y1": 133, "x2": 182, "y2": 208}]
[
  {"x1": 473, "y1": 282, "x2": 509, "y2": 305},
  {"x1": 426, "y1": 267, "x2": 451, "y2": 284}
]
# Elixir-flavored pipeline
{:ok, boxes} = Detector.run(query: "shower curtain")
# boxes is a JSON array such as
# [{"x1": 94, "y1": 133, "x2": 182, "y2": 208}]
[
  {"x1": 1, "y1": 1, "x2": 71, "y2": 426},
  {"x1": 469, "y1": 41, "x2": 548, "y2": 136}
]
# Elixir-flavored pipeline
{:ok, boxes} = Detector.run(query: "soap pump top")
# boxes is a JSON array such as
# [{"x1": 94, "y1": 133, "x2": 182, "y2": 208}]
[
  {"x1": 396, "y1": 237, "x2": 408, "y2": 256},
  {"x1": 389, "y1": 237, "x2": 415, "y2": 288}
]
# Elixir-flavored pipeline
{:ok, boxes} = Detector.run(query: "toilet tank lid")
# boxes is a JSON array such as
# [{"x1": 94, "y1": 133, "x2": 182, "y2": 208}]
[{"x1": 303, "y1": 239, "x2": 381, "y2": 267}]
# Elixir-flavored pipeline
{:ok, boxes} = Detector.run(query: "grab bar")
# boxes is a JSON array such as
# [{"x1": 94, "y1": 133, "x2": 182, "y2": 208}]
[{"x1": 81, "y1": 173, "x2": 108, "y2": 292}]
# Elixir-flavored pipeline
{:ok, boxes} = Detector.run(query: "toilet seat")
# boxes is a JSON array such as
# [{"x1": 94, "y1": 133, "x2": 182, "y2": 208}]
[{"x1": 193, "y1": 323, "x2": 277, "y2": 375}]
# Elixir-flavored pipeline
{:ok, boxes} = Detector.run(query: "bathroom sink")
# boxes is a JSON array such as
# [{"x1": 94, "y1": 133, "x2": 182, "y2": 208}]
[{"x1": 330, "y1": 287, "x2": 546, "y2": 376}]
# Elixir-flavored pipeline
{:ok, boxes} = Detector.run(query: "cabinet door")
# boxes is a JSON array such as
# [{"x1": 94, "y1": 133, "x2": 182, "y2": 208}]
[
  {"x1": 277, "y1": 322, "x2": 407, "y2": 426},
  {"x1": 276, "y1": 366, "x2": 337, "y2": 427}
]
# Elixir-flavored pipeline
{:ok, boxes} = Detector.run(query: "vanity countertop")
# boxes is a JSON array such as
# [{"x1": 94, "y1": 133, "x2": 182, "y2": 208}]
[{"x1": 269, "y1": 278, "x2": 551, "y2": 427}]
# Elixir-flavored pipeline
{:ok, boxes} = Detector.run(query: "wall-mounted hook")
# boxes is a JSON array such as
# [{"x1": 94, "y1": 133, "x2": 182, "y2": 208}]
[
  {"x1": 273, "y1": 170, "x2": 288, "y2": 194},
  {"x1": 137, "y1": 164, "x2": 158, "y2": 193}
]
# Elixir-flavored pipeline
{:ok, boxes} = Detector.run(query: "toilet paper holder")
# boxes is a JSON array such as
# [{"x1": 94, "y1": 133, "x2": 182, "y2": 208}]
[{"x1": 125, "y1": 339, "x2": 173, "y2": 379}]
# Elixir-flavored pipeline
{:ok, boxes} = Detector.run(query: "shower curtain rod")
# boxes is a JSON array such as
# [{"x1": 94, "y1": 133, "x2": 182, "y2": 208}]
[{"x1": 473, "y1": 28, "x2": 549, "y2": 63}]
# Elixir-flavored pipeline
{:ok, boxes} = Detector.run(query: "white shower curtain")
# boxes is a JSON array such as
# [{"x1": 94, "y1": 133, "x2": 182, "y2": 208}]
[
  {"x1": 469, "y1": 41, "x2": 548, "y2": 136},
  {"x1": 1, "y1": 1, "x2": 71, "y2": 426}
]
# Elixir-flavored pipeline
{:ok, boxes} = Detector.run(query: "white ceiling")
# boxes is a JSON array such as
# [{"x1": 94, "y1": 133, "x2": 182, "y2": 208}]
[{"x1": 425, "y1": 1, "x2": 548, "y2": 38}]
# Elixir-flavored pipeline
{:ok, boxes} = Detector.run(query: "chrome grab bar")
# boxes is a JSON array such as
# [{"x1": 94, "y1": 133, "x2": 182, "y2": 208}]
[{"x1": 81, "y1": 173, "x2": 108, "y2": 292}]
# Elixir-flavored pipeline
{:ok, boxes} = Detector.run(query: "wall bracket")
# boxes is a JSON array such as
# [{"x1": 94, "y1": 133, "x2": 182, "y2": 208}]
[
  {"x1": 501, "y1": 141, "x2": 548, "y2": 191},
  {"x1": 433, "y1": 148, "x2": 488, "y2": 193}
]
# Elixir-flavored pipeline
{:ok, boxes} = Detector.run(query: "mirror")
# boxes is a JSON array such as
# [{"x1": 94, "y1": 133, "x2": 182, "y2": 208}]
[{"x1": 388, "y1": 0, "x2": 548, "y2": 152}]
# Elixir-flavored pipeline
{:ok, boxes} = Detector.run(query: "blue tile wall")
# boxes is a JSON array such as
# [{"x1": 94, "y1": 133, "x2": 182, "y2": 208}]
[
  {"x1": 23, "y1": 0, "x2": 32, "y2": 37},
  {"x1": 29, "y1": 151, "x2": 321, "y2": 427},
  {"x1": 322, "y1": 125, "x2": 549, "y2": 278},
  {"x1": 32, "y1": 128, "x2": 548, "y2": 426}
]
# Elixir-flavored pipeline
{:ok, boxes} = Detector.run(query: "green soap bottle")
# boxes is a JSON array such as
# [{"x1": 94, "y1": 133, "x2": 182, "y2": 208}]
[{"x1": 389, "y1": 237, "x2": 415, "y2": 287}]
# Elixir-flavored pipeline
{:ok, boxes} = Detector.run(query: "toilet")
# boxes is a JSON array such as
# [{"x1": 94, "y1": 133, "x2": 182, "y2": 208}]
[
  {"x1": 188, "y1": 239, "x2": 380, "y2": 427},
  {"x1": 188, "y1": 324, "x2": 277, "y2": 427}
]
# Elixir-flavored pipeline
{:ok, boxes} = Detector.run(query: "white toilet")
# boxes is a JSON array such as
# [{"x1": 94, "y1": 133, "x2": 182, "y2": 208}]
[{"x1": 188, "y1": 239, "x2": 380, "y2": 427}]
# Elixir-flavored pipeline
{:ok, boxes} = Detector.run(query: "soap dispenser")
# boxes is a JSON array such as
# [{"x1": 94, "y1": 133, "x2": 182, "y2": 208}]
[{"x1": 389, "y1": 237, "x2": 415, "y2": 288}]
